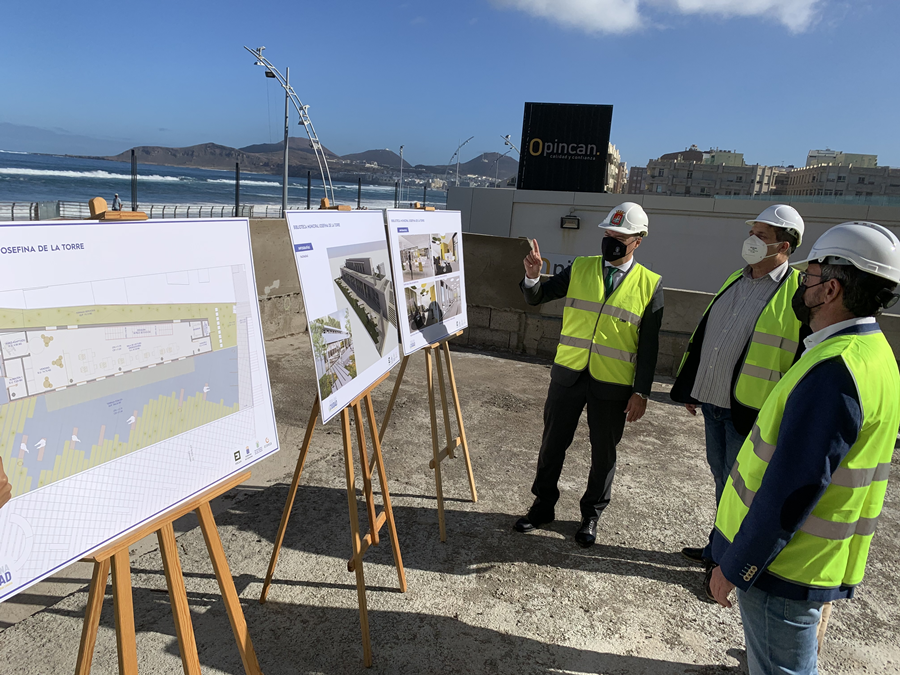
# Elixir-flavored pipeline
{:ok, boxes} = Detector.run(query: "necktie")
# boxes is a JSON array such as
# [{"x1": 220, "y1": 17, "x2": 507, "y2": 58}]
[{"x1": 604, "y1": 266, "x2": 617, "y2": 298}]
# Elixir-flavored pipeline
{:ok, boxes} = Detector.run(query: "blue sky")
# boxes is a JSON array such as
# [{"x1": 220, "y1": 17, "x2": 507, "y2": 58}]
[{"x1": 1, "y1": 1, "x2": 897, "y2": 168}]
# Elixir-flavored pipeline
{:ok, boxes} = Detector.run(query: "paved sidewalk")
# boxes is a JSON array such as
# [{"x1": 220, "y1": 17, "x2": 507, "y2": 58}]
[{"x1": 0, "y1": 336, "x2": 898, "y2": 673}]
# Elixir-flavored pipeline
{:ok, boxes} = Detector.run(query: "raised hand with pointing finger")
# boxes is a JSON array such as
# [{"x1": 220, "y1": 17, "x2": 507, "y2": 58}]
[{"x1": 524, "y1": 239, "x2": 543, "y2": 279}]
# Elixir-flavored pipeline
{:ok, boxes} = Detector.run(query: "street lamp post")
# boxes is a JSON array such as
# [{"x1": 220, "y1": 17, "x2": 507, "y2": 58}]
[
  {"x1": 501, "y1": 134, "x2": 521, "y2": 156},
  {"x1": 492, "y1": 149, "x2": 512, "y2": 186},
  {"x1": 399, "y1": 145, "x2": 404, "y2": 205},
  {"x1": 443, "y1": 136, "x2": 474, "y2": 188},
  {"x1": 244, "y1": 46, "x2": 336, "y2": 211},
  {"x1": 281, "y1": 67, "x2": 290, "y2": 216}
]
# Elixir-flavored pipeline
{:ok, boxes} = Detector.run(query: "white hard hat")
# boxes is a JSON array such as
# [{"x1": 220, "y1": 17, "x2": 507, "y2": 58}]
[
  {"x1": 601, "y1": 202, "x2": 649, "y2": 236},
  {"x1": 746, "y1": 204, "x2": 805, "y2": 246},
  {"x1": 793, "y1": 221, "x2": 900, "y2": 284}
]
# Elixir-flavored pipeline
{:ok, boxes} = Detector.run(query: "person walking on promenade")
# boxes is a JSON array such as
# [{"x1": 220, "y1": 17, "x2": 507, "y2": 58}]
[
  {"x1": 111, "y1": 193, "x2": 123, "y2": 211},
  {"x1": 708, "y1": 221, "x2": 900, "y2": 675},
  {"x1": 670, "y1": 205, "x2": 808, "y2": 567},
  {"x1": 514, "y1": 202, "x2": 664, "y2": 547}
]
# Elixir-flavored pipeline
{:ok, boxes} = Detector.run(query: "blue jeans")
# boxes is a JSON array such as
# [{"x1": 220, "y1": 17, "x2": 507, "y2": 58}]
[
  {"x1": 738, "y1": 585, "x2": 823, "y2": 675},
  {"x1": 701, "y1": 403, "x2": 746, "y2": 505}
]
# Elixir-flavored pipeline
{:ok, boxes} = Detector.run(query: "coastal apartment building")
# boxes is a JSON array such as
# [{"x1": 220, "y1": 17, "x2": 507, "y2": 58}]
[
  {"x1": 643, "y1": 161, "x2": 785, "y2": 198},
  {"x1": 606, "y1": 143, "x2": 625, "y2": 193},
  {"x1": 806, "y1": 149, "x2": 877, "y2": 168},
  {"x1": 783, "y1": 164, "x2": 900, "y2": 197},
  {"x1": 340, "y1": 257, "x2": 398, "y2": 326},
  {"x1": 627, "y1": 166, "x2": 646, "y2": 194}
]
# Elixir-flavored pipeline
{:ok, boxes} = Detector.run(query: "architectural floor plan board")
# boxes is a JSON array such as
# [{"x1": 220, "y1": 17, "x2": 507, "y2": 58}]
[
  {"x1": 0, "y1": 219, "x2": 278, "y2": 602},
  {"x1": 386, "y1": 210, "x2": 467, "y2": 355},
  {"x1": 286, "y1": 210, "x2": 400, "y2": 424}
]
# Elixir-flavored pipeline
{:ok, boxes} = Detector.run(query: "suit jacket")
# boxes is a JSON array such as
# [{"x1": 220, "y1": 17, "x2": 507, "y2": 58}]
[
  {"x1": 521, "y1": 262, "x2": 664, "y2": 400},
  {"x1": 669, "y1": 272, "x2": 810, "y2": 436}
]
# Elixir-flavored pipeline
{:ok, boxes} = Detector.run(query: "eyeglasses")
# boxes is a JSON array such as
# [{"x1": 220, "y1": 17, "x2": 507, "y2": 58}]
[{"x1": 798, "y1": 271, "x2": 824, "y2": 285}]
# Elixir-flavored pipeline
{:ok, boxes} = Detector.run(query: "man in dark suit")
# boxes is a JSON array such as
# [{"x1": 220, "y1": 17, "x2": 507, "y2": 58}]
[{"x1": 515, "y1": 202, "x2": 664, "y2": 547}]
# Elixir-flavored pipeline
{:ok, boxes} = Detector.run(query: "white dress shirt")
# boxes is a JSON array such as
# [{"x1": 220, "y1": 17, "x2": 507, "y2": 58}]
[{"x1": 803, "y1": 317, "x2": 876, "y2": 350}]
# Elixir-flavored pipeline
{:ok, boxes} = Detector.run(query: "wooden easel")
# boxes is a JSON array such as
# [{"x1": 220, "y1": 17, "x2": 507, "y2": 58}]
[
  {"x1": 259, "y1": 371, "x2": 405, "y2": 668},
  {"x1": 75, "y1": 470, "x2": 262, "y2": 675},
  {"x1": 379, "y1": 332, "x2": 477, "y2": 542}
]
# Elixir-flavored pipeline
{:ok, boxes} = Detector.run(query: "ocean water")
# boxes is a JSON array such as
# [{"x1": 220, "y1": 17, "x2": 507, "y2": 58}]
[{"x1": 0, "y1": 151, "x2": 447, "y2": 211}]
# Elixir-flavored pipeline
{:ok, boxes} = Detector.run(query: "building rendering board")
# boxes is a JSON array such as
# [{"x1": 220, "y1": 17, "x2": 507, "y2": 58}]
[
  {"x1": 385, "y1": 210, "x2": 468, "y2": 355},
  {"x1": 286, "y1": 210, "x2": 400, "y2": 424},
  {"x1": 0, "y1": 218, "x2": 279, "y2": 602}
]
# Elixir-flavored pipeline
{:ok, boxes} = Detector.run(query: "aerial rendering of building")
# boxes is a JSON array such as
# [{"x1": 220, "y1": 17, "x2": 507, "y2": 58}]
[{"x1": 339, "y1": 257, "x2": 398, "y2": 327}]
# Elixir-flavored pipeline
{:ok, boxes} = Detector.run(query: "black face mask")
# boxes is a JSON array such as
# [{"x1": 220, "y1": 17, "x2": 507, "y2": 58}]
[
  {"x1": 791, "y1": 282, "x2": 826, "y2": 325},
  {"x1": 601, "y1": 236, "x2": 629, "y2": 261}
]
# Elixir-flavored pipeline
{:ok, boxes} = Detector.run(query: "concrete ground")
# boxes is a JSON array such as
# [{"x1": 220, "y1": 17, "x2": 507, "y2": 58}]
[{"x1": 1, "y1": 336, "x2": 899, "y2": 674}]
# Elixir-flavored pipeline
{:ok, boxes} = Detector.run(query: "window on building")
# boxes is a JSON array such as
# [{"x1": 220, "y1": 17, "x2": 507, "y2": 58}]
[
  {"x1": 866, "y1": 192, "x2": 873, "y2": 196},
  {"x1": 700, "y1": 187, "x2": 707, "y2": 194},
  {"x1": 685, "y1": 186, "x2": 691, "y2": 195},
  {"x1": 686, "y1": 171, "x2": 693, "y2": 179},
  {"x1": 657, "y1": 169, "x2": 665, "y2": 177},
  {"x1": 656, "y1": 185, "x2": 664, "y2": 193},
  {"x1": 725, "y1": 191, "x2": 732, "y2": 196},
  {"x1": 825, "y1": 190, "x2": 833, "y2": 196},
  {"x1": 838, "y1": 175, "x2": 846, "y2": 182},
  {"x1": 736, "y1": 176, "x2": 743, "y2": 183},
  {"x1": 858, "y1": 177, "x2": 866, "y2": 184},
  {"x1": 835, "y1": 191, "x2": 843, "y2": 196}
]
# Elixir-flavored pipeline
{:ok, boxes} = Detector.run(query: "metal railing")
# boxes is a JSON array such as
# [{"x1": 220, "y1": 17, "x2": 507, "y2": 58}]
[
  {"x1": 0, "y1": 203, "x2": 38, "y2": 221},
  {"x1": 1, "y1": 200, "x2": 445, "y2": 222}
]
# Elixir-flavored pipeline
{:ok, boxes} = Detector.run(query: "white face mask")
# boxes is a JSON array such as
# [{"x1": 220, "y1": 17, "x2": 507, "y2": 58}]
[{"x1": 742, "y1": 235, "x2": 778, "y2": 265}]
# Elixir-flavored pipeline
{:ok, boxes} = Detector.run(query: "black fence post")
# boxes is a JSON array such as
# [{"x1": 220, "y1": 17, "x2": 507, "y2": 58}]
[
  {"x1": 357, "y1": 177, "x2": 362, "y2": 209},
  {"x1": 423, "y1": 184, "x2": 427, "y2": 207},
  {"x1": 130, "y1": 149, "x2": 137, "y2": 211},
  {"x1": 394, "y1": 181, "x2": 399, "y2": 208},
  {"x1": 307, "y1": 171, "x2": 311, "y2": 209},
  {"x1": 235, "y1": 162, "x2": 240, "y2": 217}
]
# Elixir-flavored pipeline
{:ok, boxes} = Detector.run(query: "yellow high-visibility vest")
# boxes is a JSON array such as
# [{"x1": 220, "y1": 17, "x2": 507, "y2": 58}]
[
  {"x1": 555, "y1": 256, "x2": 660, "y2": 386},
  {"x1": 678, "y1": 268, "x2": 802, "y2": 411},
  {"x1": 715, "y1": 329, "x2": 900, "y2": 589}
]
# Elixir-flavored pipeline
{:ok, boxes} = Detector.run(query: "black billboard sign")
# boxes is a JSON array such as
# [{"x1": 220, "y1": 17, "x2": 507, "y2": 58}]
[{"x1": 517, "y1": 102, "x2": 613, "y2": 193}]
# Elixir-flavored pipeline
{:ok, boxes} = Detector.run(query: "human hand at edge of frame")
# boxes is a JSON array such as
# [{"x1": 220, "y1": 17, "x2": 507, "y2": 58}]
[
  {"x1": 710, "y1": 566, "x2": 736, "y2": 608},
  {"x1": 685, "y1": 403, "x2": 697, "y2": 416},
  {"x1": 0, "y1": 458, "x2": 11, "y2": 509},
  {"x1": 625, "y1": 394, "x2": 647, "y2": 423},
  {"x1": 524, "y1": 239, "x2": 543, "y2": 279}
]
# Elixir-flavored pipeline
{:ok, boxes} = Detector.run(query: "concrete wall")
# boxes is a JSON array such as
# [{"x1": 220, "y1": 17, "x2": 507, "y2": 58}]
[
  {"x1": 455, "y1": 232, "x2": 900, "y2": 376},
  {"x1": 244, "y1": 220, "x2": 900, "y2": 376},
  {"x1": 249, "y1": 219, "x2": 307, "y2": 340},
  {"x1": 448, "y1": 188, "x2": 900, "y2": 293}
]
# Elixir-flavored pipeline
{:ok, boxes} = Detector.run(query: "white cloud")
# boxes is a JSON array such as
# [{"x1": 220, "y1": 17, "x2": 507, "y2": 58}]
[
  {"x1": 664, "y1": 0, "x2": 821, "y2": 32},
  {"x1": 492, "y1": 0, "x2": 822, "y2": 34},
  {"x1": 492, "y1": 0, "x2": 643, "y2": 34}
]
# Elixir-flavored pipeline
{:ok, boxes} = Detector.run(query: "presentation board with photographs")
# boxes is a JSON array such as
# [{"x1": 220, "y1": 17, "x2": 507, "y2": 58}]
[
  {"x1": 286, "y1": 210, "x2": 401, "y2": 424},
  {"x1": 385, "y1": 210, "x2": 468, "y2": 355}
]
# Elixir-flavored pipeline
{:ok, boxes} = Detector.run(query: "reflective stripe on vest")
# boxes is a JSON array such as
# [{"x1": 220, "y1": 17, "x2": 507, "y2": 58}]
[
  {"x1": 677, "y1": 268, "x2": 802, "y2": 411},
  {"x1": 715, "y1": 330, "x2": 900, "y2": 589},
  {"x1": 555, "y1": 256, "x2": 660, "y2": 386}
]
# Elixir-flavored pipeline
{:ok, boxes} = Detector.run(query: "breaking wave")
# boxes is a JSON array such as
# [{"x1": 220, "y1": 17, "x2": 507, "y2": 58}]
[{"x1": 0, "y1": 168, "x2": 182, "y2": 182}]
